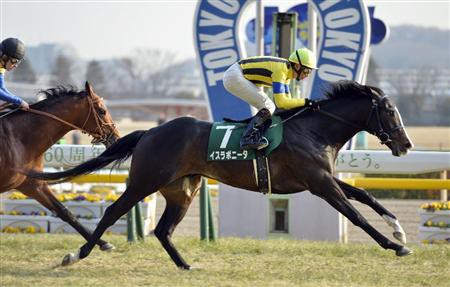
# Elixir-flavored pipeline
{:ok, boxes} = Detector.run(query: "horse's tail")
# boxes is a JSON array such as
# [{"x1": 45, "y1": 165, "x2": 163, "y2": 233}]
[{"x1": 26, "y1": 130, "x2": 146, "y2": 184}]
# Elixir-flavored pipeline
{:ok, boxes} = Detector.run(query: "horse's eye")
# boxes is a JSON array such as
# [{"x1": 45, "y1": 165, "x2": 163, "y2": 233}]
[
  {"x1": 98, "y1": 108, "x2": 106, "y2": 115},
  {"x1": 388, "y1": 110, "x2": 395, "y2": 116}
]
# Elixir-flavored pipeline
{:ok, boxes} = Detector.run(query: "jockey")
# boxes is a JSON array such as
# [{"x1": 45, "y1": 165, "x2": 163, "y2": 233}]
[
  {"x1": 0, "y1": 38, "x2": 30, "y2": 111},
  {"x1": 223, "y1": 47, "x2": 319, "y2": 150}
]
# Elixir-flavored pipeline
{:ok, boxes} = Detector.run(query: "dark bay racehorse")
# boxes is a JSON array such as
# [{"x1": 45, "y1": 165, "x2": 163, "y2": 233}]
[
  {"x1": 1, "y1": 82, "x2": 120, "y2": 250},
  {"x1": 27, "y1": 81, "x2": 414, "y2": 269}
]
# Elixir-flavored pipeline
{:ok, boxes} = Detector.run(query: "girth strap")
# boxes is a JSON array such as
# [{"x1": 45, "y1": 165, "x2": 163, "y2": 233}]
[{"x1": 252, "y1": 149, "x2": 272, "y2": 194}]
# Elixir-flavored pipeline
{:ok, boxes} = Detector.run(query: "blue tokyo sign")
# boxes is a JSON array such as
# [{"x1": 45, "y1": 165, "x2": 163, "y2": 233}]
[
  {"x1": 306, "y1": 0, "x2": 371, "y2": 99},
  {"x1": 194, "y1": 0, "x2": 254, "y2": 122},
  {"x1": 368, "y1": 6, "x2": 388, "y2": 45},
  {"x1": 245, "y1": 4, "x2": 387, "y2": 54},
  {"x1": 194, "y1": 0, "x2": 372, "y2": 119}
]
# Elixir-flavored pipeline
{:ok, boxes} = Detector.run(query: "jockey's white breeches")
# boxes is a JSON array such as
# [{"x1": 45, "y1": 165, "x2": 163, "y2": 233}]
[{"x1": 223, "y1": 63, "x2": 276, "y2": 114}]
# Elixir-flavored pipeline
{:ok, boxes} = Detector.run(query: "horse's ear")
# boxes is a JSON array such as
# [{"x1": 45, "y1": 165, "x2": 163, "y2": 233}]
[{"x1": 85, "y1": 81, "x2": 94, "y2": 96}]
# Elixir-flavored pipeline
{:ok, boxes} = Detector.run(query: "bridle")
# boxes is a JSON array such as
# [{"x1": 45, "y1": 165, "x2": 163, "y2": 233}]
[
  {"x1": 316, "y1": 95, "x2": 405, "y2": 144},
  {"x1": 274, "y1": 94, "x2": 404, "y2": 145},
  {"x1": 26, "y1": 93, "x2": 116, "y2": 144}
]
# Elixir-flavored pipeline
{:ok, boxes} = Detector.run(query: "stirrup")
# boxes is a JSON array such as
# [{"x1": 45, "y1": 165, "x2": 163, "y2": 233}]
[
  {"x1": 240, "y1": 136, "x2": 269, "y2": 150},
  {"x1": 257, "y1": 137, "x2": 269, "y2": 150}
]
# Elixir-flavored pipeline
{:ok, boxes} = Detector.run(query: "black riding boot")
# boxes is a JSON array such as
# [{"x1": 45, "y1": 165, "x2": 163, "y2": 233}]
[{"x1": 240, "y1": 108, "x2": 272, "y2": 150}]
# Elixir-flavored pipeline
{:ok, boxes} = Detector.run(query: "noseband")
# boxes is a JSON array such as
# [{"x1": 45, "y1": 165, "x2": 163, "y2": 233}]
[
  {"x1": 363, "y1": 95, "x2": 404, "y2": 144},
  {"x1": 81, "y1": 95, "x2": 116, "y2": 144}
]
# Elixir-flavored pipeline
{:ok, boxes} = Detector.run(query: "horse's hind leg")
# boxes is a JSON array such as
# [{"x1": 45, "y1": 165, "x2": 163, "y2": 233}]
[
  {"x1": 310, "y1": 174, "x2": 411, "y2": 257},
  {"x1": 64, "y1": 182, "x2": 152, "y2": 266},
  {"x1": 334, "y1": 177, "x2": 406, "y2": 244},
  {"x1": 65, "y1": 175, "x2": 202, "y2": 268},
  {"x1": 18, "y1": 180, "x2": 114, "y2": 251},
  {"x1": 155, "y1": 175, "x2": 202, "y2": 270}
]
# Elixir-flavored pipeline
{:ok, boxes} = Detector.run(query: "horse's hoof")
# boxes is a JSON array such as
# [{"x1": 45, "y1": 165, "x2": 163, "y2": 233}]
[
  {"x1": 396, "y1": 246, "x2": 413, "y2": 257},
  {"x1": 100, "y1": 243, "x2": 115, "y2": 252},
  {"x1": 393, "y1": 231, "x2": 407, "y2": 244},
  {"x1": 61, "y1": 252, "x2": 79, "y2": 266},
  {"x1": 178, "y1": 265, "x2": 192, "y2": 271}
]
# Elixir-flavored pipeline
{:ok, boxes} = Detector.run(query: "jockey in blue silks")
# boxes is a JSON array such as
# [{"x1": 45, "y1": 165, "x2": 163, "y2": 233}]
[{"x1": 0, "y1": 38, "x2": 30, "y2": 111}]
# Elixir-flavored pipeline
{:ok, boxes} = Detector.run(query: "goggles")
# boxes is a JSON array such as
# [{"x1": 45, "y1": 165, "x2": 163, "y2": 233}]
[
  {"x1": 300, "y1": 66, "x2": 312, "y2": 76},
  {"x1": 9, "y1": 58, "x2": 21, "y2": 65}
]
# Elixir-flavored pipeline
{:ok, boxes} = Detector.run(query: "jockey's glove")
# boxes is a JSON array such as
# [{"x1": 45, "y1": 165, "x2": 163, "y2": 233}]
[{"x1": 305, "y1": 99, "x2": 320, "y2": 111}]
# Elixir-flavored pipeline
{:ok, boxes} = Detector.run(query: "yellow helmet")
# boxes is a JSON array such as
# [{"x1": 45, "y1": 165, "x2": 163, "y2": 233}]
[{"x1": 288, "y1": 48, "x2": 317, "y2": 69}]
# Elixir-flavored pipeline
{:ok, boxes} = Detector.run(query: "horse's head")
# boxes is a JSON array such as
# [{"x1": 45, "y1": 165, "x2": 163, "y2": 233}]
[
  {"x1": 364, "y1": 86, "x2": 413, "y2": 156},
  {"x1": 82, "y1": 82, "x2": 120, "y2": 147}
]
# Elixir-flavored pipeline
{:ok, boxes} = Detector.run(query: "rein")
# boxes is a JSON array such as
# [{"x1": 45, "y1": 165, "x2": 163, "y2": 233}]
[
  {"x1": 0, "y1": 105, "x2": 99, "y2": 135},
  {"x1": 274, "y1": 95, "x2": 404, "y2": 145},
  {"x1": 27, "y1": 109, "x2": 98, "y2": 136},
  {"x1": 25, "y1": 93, "x2": 113, "y2": 142},
  {"x1": 0, "y1": 107, "x2": 20, "y2": 119},
  {"x1": 271, "y1": 108, "x2": 308, "y2": 127},
  {"x1": 316, "y1": 95, "x2": 404, "y2": 144},
  {"x1": 316, "y1": 109, "x2": 361, "y2": 130}
]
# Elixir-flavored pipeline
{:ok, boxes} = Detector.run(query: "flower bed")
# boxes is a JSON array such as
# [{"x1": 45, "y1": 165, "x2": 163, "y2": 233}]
[
  {"x1": 418, "y1": 201, "x2": 450, "y2": 244},
  {"x1": 420, "y1": 201, "x2": 450, "y2": 212},
  {"x1": 62, "y1": 201, "x2": 104, "y2": 218},
  {"x1": 418, "y1": 226, "x2": 450, "y2": 244},
  {"x1": 0, "y1": 215, "x2": 50, "y2": 233},
  {"x1": 1, "y1": 199, "x2": 51, "y2": 216},
  {"x1": 3, "y1": 195, "x2": 103, "y2": 218},
  {"x1": 1, "y1": 191, "x2": 158, "y2": 234}
]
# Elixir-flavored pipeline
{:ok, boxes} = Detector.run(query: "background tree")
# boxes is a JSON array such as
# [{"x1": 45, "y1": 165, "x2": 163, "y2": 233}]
[
  {"x1": 10, "y1": 58, "x2": 37, "y2": 84},
  {"x1": 50, "y1": 54, "x2": 74, "y2": 86},
  {"x1": 366, "y1": 56, "x2": 380, "y2": 87},
  {"x1": 387, "y1": 68, "x2": 438, "y2": 125},
  {"x1": 85, "y1": 60, "x2": 106, "y2": 94},
  {"x1": 435, "y1": 97, "x2": 450, "y2": 126},
  {"x1": 116, "y1": 48, "x2": 177, "y2": 98}
]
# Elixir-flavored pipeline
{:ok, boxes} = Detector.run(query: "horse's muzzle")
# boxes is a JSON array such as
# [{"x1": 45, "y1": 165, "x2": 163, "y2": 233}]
[{"x1": 104, "y1": 134, "x2": 120, "y2": 147}]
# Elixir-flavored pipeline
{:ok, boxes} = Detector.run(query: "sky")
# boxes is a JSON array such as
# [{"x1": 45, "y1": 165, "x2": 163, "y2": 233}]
[{"x1": 1, "y1": 0, "x2": 449, "y2": 61}]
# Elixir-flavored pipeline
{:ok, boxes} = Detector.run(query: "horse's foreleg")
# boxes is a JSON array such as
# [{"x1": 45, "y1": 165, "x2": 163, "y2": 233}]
[
  {"x1": 19, "y1": 181, "x2": 114, "y2": 251},
  {"x1": 334, "y1": 177, "x2": 407, "y2": 244},
  {"x1": 310, "y1": 175, "x2": 412, "y2": 257},
  {"x1": 155, "y1": 175, "x2": 202, "y2": 270}
]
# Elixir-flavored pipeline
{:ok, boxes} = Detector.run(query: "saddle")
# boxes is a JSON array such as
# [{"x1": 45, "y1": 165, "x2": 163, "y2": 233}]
[
  {"x1": 222, "y1": 116, "x2": 252, "y2": 124},
  {"x1": 207, "y1": 116, "x2": 283, "y2": 195}
]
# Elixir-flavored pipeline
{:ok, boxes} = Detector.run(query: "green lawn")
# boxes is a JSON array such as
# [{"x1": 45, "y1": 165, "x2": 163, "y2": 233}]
[{"x1": 0, "y1": 234, "x2": 448, "y2": 287}]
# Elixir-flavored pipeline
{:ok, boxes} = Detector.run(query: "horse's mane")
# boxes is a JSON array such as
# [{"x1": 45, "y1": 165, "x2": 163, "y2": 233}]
[
  {"x1": 275, "y1": 80, "x2": 382, "y2": 119},
  {"x1": 323, "y1": 80, "x2": 374, "y2": 100},
  {"x1": 31, "y1": 86, "x2": 85, "y2": 109}
]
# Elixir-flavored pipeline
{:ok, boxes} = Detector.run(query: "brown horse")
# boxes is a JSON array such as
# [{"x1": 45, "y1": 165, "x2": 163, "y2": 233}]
[
  {"x1": 27, "y1": 81, "x2": 414, "y2": 269},
  {"x1": 1, "y1": 82, "x2": 120, "y2": 250}
]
